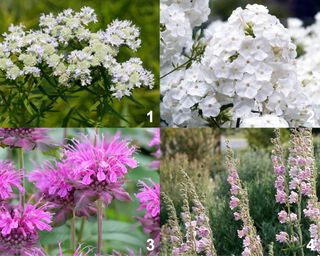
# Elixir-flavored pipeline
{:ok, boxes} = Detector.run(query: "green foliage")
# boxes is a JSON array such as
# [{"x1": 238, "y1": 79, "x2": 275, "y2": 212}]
[
  {"x1": 244, "y1": 128, "x2": 290, "y2": 149},
  {"x1": 0, "y1": 0, "x2": 159, "y2": 127}
]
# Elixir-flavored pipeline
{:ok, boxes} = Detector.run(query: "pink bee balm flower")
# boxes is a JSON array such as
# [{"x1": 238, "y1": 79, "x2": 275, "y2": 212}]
[
  {"x1": 136, "y1": 180, "x2": 160, "y2": 218},
  {"x1": 0, "y1": 161, "x2": 24, "y2": 202},
  {"x1": 0, "y1": 200, "x2": 52, "y2": 255},
  {"x1": 0, "y1": 128, "x2": 51, "y2": 151},
  {"x1": 29, "y1": 161, "x2": 96, "y2": 225},
  {"x1": 64, "y1": 133, "x2": 138, "y2": 206},
  {"x1": 136, "y1": 180, "x2": 160, "y2": 253},
  {"x1": 149, "y1": 128, "x2": 160, "y2": 169}
]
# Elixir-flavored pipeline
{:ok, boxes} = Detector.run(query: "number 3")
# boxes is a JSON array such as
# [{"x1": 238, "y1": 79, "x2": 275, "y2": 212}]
[{"x1": 146, "y1": 238, "x2": 155, "y2": 251}]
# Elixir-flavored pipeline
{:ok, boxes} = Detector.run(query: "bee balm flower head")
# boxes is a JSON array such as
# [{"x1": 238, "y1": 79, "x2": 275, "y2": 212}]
[
  {"x1": 0, "y1": 128, "x2": 50, "y2": 151},
  {"x1": 0, "y1": 199, "x2": 52, "y2": 255},
  {"x1": 0, "y1": 161, "x2": 24, "y2": 202},
  {"x1": 64, "y1": 133, "x2": 138, "y2": 206}
]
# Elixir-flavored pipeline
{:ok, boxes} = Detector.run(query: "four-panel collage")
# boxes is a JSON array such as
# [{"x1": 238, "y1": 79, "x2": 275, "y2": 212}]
[{"x1": 0, "y1": 0, "x2": 320, "y2": 255}]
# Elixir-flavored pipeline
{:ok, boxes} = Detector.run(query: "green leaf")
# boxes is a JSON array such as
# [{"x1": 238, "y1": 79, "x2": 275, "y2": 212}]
[
  {"x1": 62, "y1": 107, "x2": 76, "y2": 127},
  {"x1": 23, "y1": 99, "x2": 34, "y2": 114},
  {"x1": 125, "y1": 95, "x2": 144, "y2": 107}
]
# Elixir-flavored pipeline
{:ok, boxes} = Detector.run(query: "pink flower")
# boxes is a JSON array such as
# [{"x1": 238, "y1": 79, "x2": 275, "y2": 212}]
[
  {"x1": 0, "y1": 199, "x2": 52, "y2": 255},
  {"x1": 29, "y1": 161, "x2": 96, "y2": 225},
  {"x1": 278, "y1": 210, "x2": 287, "y2": 224},
  {"x1": 301, "y1": 182, "x2": 312, "y2": 196},
  {"x1": 64, "y1": 133, "x2": 138, "y2": 206},
  {"x1": 274, "y1": 165, "x2": 285, "y2": 175},
  {"x1": 136, "y1": 180, "x2": 160, "y2": 218},
  {"x1": 136, "y1": 180, "x2": 160, "y2": 253},
  {"x1": 275, "y1": 176, "x2": 285, "y2": 190},
  {"x1": 229, "y1": 196, "x2": 240, "y2": 210},
  {"x1": 275, "y1": 190, "x2": 287, "y2": 204},
  {"x1": 234, "y1": 212, "x2": 241, "y2": 221},
  {"x1": 0, "y1": 161, "x2": 24, "y2": 201},
  {"x1": 238, "y1": 227, "x2": 248, "y2": 238},
  {"x1": 289, "y1": 213, "x2": 297, "y2": 222},
  {"x1": 276, "y1": 231, "x2": 288, "y2": 243},
  {"x1": 0, "y1": 128, "x2": 51, "y2": 151},
  {"x1": 149, "y1": 129, "x2": 160, "y2": 169},
  {"x1": 288, "y1": 191, "x2": 298, "y2": 204}
]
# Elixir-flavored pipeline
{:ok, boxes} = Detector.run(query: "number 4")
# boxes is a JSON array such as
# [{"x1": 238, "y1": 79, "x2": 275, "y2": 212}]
[
  {"x1": 147, "y1": 111, "x2": 153, "y2": 123},
  {"x1": 146, "y1": 238, "x2": 155, "y2": 251}
]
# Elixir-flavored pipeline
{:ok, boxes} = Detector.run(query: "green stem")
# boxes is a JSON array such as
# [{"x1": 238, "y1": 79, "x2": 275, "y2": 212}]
[
  {"x1": 19, "y1": 147, "x2": 25, "y2": 209},
  {"x1": 160, "y1": 59, "x2": 191, "y2": 80},
  {"x1": 77, "y1": 218, "x2": 86, "y2": 244},
  {"x1": 63, "y1": 128, "x2": 68, "y2": 145},
  {"x1": 71, "y1": 209, "x2": 76, "y2": 251},
  {"x1": 97, "y1": 198, "x2": 103, "y2": 256},
  {"x1": 297, "y1": 191, "x2": 304, "y2": 256}
]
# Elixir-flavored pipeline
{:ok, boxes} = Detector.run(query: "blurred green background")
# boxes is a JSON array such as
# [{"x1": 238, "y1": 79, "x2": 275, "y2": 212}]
[
  {"x1": 0, "y1": 128, "x2": 159, "y2": 255},
  {"x1": 0, "y1": 0, "x2": 159, "y2": 127}
]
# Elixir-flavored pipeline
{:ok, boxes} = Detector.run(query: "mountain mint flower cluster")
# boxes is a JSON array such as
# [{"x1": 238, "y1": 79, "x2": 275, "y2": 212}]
[
  {"x1": 161, "y1": 2, "x2": 320, "y2": 127},
  {"x1": 0, "y1": 7, "x2": 154, "y2": 99}
]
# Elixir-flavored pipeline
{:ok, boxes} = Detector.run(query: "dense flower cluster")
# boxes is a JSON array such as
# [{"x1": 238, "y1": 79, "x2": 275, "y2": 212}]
[
  {"x1": 136, "y1": 180, "x2": 160, "y2": 252},
  {"x1": 272, "y1": 129, "x2": 320, "y2": 253},
  {"x1": 160, "y1": 0, "x2": 210, "y2": 70},
  {"x1": 64, "y1": 133, "x2": 138, "y2": 206},
  {"x1": 161, "y1": 3, "x2": 320, "y2": 127},
  {"x1": 0, "y1": 161, "x2": 23, "y2": 202},
  {"x1": 29, "y1": 161, "x2": 96, "y2": 225},
  {"x1": 226, "y1": 144, "x2": 263, "y2": 256},
  {"x1": 288, "y1": 14, "x2": 320, "y2": 127},
  {"x1": 0, "y1": 200, "x2": 52, "y2": 256},
  {"x1": 0, "y1": 128, "x2": 50, "y2": 151},
  {"x1": 0, "y1": 7, "x2": 154, "y2": 99}
]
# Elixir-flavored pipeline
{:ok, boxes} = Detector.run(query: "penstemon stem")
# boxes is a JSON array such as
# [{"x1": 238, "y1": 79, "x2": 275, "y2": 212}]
[
  {"x1": 71, "y1": 209, "x2": 76, "y2": 251},
  {"x1": 19, "y1": 147, "x2": 25, "y2": 209},
  {"x1": 97, "y1": 198, "x2": 103, "y2": 256}
]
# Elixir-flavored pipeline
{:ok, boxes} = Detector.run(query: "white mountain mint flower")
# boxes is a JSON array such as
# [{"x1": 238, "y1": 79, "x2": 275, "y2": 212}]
[
  {"x1": 0, "y1": 6, "x2": 153, "y2": 99},
  {"x1": 161, "y1": 3, "x2": 316, "y2": 127}
]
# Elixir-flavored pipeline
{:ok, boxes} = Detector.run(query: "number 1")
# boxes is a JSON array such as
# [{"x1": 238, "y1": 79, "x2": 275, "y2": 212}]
[{"x1": 147, "y1": 110, "x2": 153, "y2": 123}]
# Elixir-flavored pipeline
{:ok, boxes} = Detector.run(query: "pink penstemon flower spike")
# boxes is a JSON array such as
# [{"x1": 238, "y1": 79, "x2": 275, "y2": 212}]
[{"x1": 225, "y1": 142, "x2": 264, "y2": 256}]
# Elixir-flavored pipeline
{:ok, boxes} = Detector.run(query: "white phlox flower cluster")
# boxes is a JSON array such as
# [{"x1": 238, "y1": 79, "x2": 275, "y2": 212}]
[
  {"x1": 0, "y1": 7, "x2": 154, "y2": 99},
  {"x1": 160, "y1": 0, "x2": 211, "y2": 127},
  {"x1": 160, "y1": 0, "x2": 210, "y2": 72},
  {"x1": 288, "y1": 14, "x2": 320, "y2": 127},
  {"x1": 161, "y1": 4, "x2": 315, "y2": 127}
]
